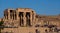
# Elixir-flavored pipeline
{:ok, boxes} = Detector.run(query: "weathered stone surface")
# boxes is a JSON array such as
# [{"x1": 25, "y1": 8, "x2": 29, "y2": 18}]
[{"x1": 0, "y1": 8, "x2": 60, "y2": 33}]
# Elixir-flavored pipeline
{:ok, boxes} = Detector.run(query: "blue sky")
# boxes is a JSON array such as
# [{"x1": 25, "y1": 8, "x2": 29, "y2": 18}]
[{"x1": 0, "y1": 0, "x2": 60, "y2": 18}]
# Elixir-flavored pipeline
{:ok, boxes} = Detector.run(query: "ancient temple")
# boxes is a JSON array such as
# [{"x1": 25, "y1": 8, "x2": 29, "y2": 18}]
[
  {"x1": 0, "y1": 8, "x2": 60, "y2": 33},
  {"x1": 3, "y1": 8, "x2": 36, "y2": 27}
]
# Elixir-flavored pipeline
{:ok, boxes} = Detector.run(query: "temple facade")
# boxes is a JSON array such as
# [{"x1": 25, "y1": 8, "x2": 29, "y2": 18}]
[
  {"x1": 0, "y1": 8, "x2": 60, "y2": 33},
  {"x1": 3, "y1": 8, "x2": 36, "y2": 27}
]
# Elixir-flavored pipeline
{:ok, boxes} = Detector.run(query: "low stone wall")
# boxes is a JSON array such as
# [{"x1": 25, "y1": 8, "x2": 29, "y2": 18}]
[{"x1": 1, "y1": 27, "x2": 49, "y2": 33}]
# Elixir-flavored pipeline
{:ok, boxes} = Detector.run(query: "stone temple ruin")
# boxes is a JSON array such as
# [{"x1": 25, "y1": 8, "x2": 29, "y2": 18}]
[{"x1": 0, "y1": 8, "x2": 60, "y2": 33}]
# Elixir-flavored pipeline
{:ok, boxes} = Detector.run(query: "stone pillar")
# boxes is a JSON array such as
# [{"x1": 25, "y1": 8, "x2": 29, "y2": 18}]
[
  {"x1": 32, "y1": 12, "x2": 36, "y2": 25},
  {"x1": 6, "y1": 14, "x2": 8, "y2": 19},
  {"x1": 24, "y1": 12, "x2": 26, "y2": 27},
  {"x1": 14, "y1": 13, "x2": 15, "y2": 20},
  {"x1": 12, "y1": 14, "x2": 13, "y2": 20},
  {"x1": 16, "y1": 10, "x2": 19, "y2": 20},
  {"x1": 30, "y1": 12, "x2": 32, "y2": 26},
  {"x1": 20, "y1": 16, "x2": 23, "y2": 26},
  {"x1": 8, "y1": 9, "x2": 10, "y2": 20}
]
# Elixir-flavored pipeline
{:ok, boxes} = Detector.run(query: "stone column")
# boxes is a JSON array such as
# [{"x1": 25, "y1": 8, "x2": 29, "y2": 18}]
[
  {"x1": 16, "y1": 11, "x2": 20, "y2": 26},
  {"x1": 8, "y1": 9, "x2": 10, "y2": 20},
  {"x1": 24, "y1": 12, "x2": 26, "y2": 27},
  {"x1": 30, "y1": 12, "x2": 32, "y2": 26},
  {"x1": 6, "y1": 14, "x2": 8, "y2": 20},
  {"x1": 12, "y1": 14, "x2": 13, "y2": 20},
  {"x1": 21, "y1": 15, "x2": 22, "y2": 26},
  {"x1": 16, "y1": 10, "x2": 19, "y2": 20},
  {"x1": 14, "y1": 13, "x2": 15, "y2": 20},
  {"x1": 32, "y1": 12, "x2": 36, "y2": 25}
]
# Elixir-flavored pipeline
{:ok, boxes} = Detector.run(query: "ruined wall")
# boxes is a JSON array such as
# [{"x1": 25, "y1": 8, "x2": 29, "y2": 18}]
[{"x1": 35, "y1": 15, "x2": 60, "y2": 27}]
